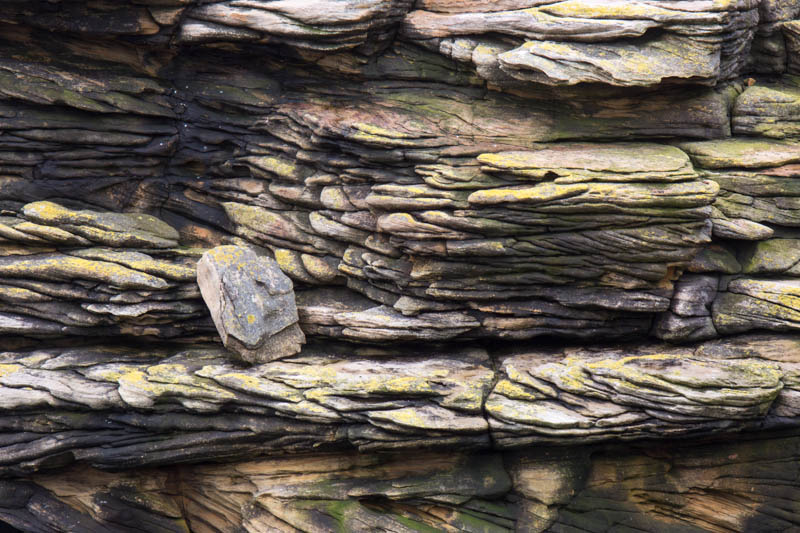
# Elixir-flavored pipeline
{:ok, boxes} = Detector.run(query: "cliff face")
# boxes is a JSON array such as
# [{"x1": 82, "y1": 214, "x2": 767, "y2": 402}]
[{"x1": 2, "y1": 1, "x2": 800, "y2": 532}]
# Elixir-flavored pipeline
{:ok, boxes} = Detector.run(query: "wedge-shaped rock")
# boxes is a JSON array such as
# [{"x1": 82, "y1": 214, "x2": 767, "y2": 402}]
[
  {"x1": 197, "y1": 246, "x2": 305, "y2": 364},
  {"x1": 22, "y1": 201, "x2": 179, "y2": 249},
  {"x1": 709, "y1": 214, "x2": 775, "y2": 240},
  {"x1": 741, "y1": 239, "x2": 800, "y2": 276}
]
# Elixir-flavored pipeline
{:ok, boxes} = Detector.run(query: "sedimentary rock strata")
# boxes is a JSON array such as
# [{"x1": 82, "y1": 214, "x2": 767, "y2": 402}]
[
  {"x1": 0, "y1": 334, "x2": 795, "y2": 477},
  {"x1": 4, "y1": 430, "x2": 800, "y2": 532},
  {"x1": 401, "y1": 0, "x2": 760, "y2": 87},
  {"x1": 1, "y1": 0, "x2": 800, "y2": 531}
]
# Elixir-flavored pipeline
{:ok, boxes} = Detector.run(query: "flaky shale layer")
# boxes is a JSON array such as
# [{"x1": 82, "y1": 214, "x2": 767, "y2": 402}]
[{"x1": 2, "y1": 1, "x2": 800, "y2": 531}]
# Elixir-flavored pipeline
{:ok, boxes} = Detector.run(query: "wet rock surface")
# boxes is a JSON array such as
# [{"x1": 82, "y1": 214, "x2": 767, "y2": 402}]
[{"x1": 1, "y1": 0, "x2": 800, "y2": 531}]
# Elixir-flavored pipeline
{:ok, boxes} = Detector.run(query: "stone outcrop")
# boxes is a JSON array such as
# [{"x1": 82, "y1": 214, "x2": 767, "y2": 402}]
[
  {"x1": 0, "y1": 334, "x2": 795, "y2": 478},
  {"x1": 4, "y1": 431, "x2": 800, "y2": 532},
  {"x1": 401, "y1": 0, "x2": 759, "y2": 87},
  {"x1": 1, "y1": 0, "x2": 800, "y2": 531},
  {"x1": 197, "y1": 245, "x2": 305, "y2": 363}
]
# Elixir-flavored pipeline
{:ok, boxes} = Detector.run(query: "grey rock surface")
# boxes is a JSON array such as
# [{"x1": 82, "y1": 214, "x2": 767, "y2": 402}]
[
  {"x1": 0, "y1": 334, "x2": 793, "y2": 476},
  {"x1": 197, "y1": 245, "x2": 305, "y2": 363},
  {"x1": 0, "y1": 0, "x2": 800, "y2": 530}
]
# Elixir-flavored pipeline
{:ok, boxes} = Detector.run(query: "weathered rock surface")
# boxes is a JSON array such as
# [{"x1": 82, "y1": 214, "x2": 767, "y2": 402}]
[
  {"x1": 0, "y1": 334, "x2": 796, "y2": 477},
  {"x1": 401, "y1": 0, "x2": 760, "y2": 87},
  {"x1": 4, "y1": 430, "x2": 800, "y2": 532},
  {"x1": 197, "y1": 245, "x2": 305, "y2": 363},
  {"x1": 0, "y1": 201, "x2": 209, "y2": 340},
  {"x1": 2, "y1": 0, "x2": 800, "y2": 531}
]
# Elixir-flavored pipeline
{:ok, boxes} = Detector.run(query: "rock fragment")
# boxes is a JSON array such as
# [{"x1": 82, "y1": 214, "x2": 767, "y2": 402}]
[{"x1": 197, "y1": 245, "x2": 305, "y2": 363}]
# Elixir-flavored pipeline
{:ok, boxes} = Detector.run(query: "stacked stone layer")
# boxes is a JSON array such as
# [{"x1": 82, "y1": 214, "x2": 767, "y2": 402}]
[{"x1": 1, "y1": 0, "x2": 800, "y2": 531}]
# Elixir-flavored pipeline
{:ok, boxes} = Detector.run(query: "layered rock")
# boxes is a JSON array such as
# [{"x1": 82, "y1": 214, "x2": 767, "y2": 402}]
[
  {"x1": 734, "y1": 78, "x2": 800, "y2": 137},
  {"x1": 2, "y1": 0, "x2": 800, "y2": 531},
  {"x1": 4, "y1": 428, "x2": 800, "y2": 532},
  {"x1": 0, "y1": 201, "x2": 209, "y2": 340},
  {"x1": 401, "y1": 0, "x2": 760, "y2": 87},
  {"x1": 0, "y1": 334, "x2": 796, "y2": 477},
  {"x1": 655, "y1": 138, "x2": 800, "y2": 342}
]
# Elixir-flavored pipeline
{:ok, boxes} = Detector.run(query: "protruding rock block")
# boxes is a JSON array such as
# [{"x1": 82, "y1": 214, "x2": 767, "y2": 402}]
[
  {"x1": 401, "y1": 0, "x2": 759, "y2": 87},
  {"x1": 197, "y1": 245, "x2": 305, "y2": 363},
  {"x1": 733, "y1": 79, "x2": 800, "y2": 138},
  {"x1": 785, "y1": 20, "x2": 800, "y2": 74},
  {"x1": 653, "y1": 273, "x2": 719, "y2": 343},
  {"x1": 713, "y1": 278, "x2": 800, "y2": 335},
  {"x1": 20, "y1": 200, "x2": 180, "y2": 249}
]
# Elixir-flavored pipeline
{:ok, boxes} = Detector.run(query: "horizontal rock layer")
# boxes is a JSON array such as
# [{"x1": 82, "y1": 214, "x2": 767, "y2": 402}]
[
  {"x1": 2, "y1": 1, "x2": 800, "y2": 532},
  {"x1": 0, "y1": 334, "x2": 797, "y2": 476},
  {"x1": 3, "y1": 429, "x2": 800, "y2": 532}
]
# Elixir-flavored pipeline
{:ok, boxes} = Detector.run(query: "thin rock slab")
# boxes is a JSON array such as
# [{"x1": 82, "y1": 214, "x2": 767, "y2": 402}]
[
  {"x1": 679, "y1": 138, "x2": 800, "y2": 169},
  {"x1": 197, "y1": 245, "x2": 305, "y2": 364},
  {"x1": 498, "y1": 35, "x2": 720, "y2": 87}
]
